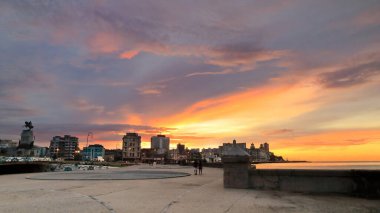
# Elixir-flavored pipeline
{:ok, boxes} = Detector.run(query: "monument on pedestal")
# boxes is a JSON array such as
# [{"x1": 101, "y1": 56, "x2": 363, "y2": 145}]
[{"x1": 18, "y1": 121, "x2": 34, "y2": 149}]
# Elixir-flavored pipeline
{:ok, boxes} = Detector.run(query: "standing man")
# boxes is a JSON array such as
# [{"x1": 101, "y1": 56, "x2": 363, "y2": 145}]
[
  {"x1": 198, "y1": 160, "x2": 203, "y2": 175},
  {"x1": 193, "y1": 160, "x2": 198, "y2": 175}
]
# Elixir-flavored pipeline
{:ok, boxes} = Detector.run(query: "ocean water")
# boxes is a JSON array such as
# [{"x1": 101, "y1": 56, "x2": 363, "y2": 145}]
[{"x1": 255, "y1": 161, "x2": 380, "y2": 170}]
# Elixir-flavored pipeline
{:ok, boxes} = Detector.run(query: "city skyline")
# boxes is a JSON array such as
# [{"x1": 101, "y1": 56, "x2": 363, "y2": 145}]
[{"x1": 1, "y1": 1, "x2": 380, "y2": 161}]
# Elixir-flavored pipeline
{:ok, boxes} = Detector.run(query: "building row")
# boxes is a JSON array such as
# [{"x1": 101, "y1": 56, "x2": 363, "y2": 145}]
[
  {"x1": 1, "y1": 124, "x2": 283, "y2": 163},
  {"x1": 122, "y1": 133, "x2": 171, "y2": 161}
]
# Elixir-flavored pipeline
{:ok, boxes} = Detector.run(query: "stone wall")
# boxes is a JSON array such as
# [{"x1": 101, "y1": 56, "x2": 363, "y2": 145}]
[
  {"x1": 223, "y1": 165, "x2": 380, "y2": 198},
  {"x1": 222, "y1": 153, "x2": 380, "y2": 198},
  {"x1": 222, "y1": 140, "x2": 380, "y2": 198},
  {"x1": 249, "y1": 169, "x2": 380, "y2": 198}
]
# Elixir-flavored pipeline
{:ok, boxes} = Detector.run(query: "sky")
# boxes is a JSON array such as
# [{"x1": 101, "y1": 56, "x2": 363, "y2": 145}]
[{"x1": 0, "y1": 0, "x2": 379, "y2": 161}]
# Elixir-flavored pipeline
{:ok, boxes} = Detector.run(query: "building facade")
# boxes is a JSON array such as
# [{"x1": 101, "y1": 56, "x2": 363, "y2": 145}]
[
  {"x1": 177, "y1": 143, "x2": 185, "y2": 155},
  {"x1": 249, "y1": 142, "x2": 271, "y2": 162},
  {"x1": 201, "y1": 148, "x2": 221, "y2": 163},
  {"x1": 151, "y1": 135, "x2": 170, "y2": 155},
  {"x1": 104, "y1": 149, "x2": 122, "y2": 162},
  {"x1": 122, "y1": 133, "x2": 141, "y2": 161},
  {"x1": 0, "y1": 139, "x2": 18, "y2": 156},
  {"x1": 49, "y1": 135, "x2": 79, "y2": 160},
  {"x1": 82, "y1": 144, "x2": 105, "y2": 161},
  {"x1": 220, "y1": 140, "x2": 246, "y2": 155},
  {"x1": 0, "y1": 139, "x2": 18, "y2": 149}
]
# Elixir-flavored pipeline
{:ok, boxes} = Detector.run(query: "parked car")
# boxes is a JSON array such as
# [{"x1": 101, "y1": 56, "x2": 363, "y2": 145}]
[{"x1": 63, "y1": 167, "x2": 73, "y2": 171}]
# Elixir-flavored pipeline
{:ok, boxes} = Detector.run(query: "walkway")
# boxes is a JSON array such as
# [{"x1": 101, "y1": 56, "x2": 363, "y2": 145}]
[{"x1": 0, "y1": 165, "x2": 379, "y2": 212}]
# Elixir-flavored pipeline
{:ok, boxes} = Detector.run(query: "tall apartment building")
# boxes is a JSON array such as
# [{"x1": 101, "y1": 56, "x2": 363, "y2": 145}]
[
  {"x1": 151, "y1": 134, "x2": 170, "y2": 155},
  {"x1": 177, "y1": 143, "x2": 185, "y2": 155},
  {"x1": 49, "y1": 135, "x2": 79, "y2": 160},
  {"x1": 122, "y1": 133, "x2": 141, "y2": 161}
]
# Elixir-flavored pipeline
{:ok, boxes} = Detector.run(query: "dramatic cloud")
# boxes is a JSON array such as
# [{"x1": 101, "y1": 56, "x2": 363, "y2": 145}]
[
  {"x1": 0, "y1": 1, "x2": 379, "y2": 160},
  {"x1": 319, "y1": 59, "x2": 380, "y2": 88}
]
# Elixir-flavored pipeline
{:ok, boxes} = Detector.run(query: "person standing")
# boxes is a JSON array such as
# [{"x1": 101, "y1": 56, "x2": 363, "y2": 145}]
[
  {"x1": 198, "y1": 160, "x2": 203, "y2": 175},
  {"x1": 193, "y1": 160, "x2": 198, "y2": 175}
]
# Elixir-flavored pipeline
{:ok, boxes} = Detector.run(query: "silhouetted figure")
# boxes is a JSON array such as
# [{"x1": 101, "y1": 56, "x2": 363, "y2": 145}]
[
  {"x1": 198, "y1": 160, "x2": 203, "y2": 175},
  {"x1": 193, "y1": 160, "x2": 198, "y2": 175}
]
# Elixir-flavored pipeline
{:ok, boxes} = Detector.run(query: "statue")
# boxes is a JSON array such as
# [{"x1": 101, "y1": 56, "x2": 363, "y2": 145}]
[
  {"x1": 19, "y1": 121, "x2": 34, "y2": 149},
  {"x1": 24, "y1": 121, "x2": 34, "y2": 130}
]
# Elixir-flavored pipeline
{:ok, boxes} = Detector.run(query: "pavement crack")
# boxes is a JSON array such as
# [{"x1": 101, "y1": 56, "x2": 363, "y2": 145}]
[
  {"x1": 88, "y1": 195, "x2": 116, "y2": 213},
  {"x1": 223, "y1": 191, "x2": 249, "y2": 213},
  {"x1": 50, "y1": 188, "x2": 116, "y2": 213},
  {"x1": 160, "y1": 178, "x2": 221, "y2": 213},
  {"x1": 92, "y1": 187, "x2": 135, "y2": 197}
]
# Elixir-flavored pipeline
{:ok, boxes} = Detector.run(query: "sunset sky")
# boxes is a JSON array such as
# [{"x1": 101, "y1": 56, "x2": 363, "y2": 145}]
[{"x1": 0, "y1": 1, "x2": 379, "y2": 161}]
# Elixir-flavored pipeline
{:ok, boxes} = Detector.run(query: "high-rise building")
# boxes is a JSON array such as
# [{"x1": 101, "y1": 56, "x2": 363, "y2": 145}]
[
  {"x1": 177, "y1": 143, "x2": 185, "y2": 155},
  {"x1": 49, "y1": 135, "x2": 79, "y2": 160},
  {"x1": 151, "y1": 135, "x2": 170, "y2": 155},
  {"x1": 122, "y1": 133, "x2": 141, "y2": 161}
]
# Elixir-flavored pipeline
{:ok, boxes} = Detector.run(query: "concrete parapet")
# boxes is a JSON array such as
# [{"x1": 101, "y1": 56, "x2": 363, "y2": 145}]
[
  {"x1": 222, "y1": 139, "x2": 251, "y2": 189},
  {"x1": 223, "y1": 156, "x2": 250, "y2": 188},
  {"x1": 249, "y1": 169, "x2": 380, "y2": 198}
]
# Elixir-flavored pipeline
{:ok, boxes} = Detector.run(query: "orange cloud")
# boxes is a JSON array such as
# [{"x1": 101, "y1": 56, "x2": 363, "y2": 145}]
[
  {"x1": 119, "y1": 49, "x2": 140, "y2": 59},
  {"x1": 155, "y1": 79, "x2": 319, "y2": 132},
  {"x1": 126, "y1": 114, "x2": 143, "y2": 125},
  {"x1": 88, "y1": 33, "x2": 122, "y2": 53}
]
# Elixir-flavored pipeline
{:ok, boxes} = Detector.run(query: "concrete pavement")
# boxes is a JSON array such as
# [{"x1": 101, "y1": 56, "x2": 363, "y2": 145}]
[{"x1": 0, "y1": 164, "x2": 379, "y2": 213}]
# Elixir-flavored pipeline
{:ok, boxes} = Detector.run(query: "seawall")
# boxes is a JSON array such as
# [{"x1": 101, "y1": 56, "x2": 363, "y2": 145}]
[
  {"x1": 248, "y1": 169, "x2": 380, "y2": 198},
  {"x1": 0, "y1": 163, "x2": 51, "y2": 175}
]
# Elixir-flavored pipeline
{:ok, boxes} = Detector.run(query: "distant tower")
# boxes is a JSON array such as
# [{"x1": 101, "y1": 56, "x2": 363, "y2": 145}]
[
  {"x1": 177, "y1": 143, "x2": 185, "y2": 155},
  {"x1": 151, "y1": 134, "x2": 170, "y2": 155},
  {"x1": 263, "y1": 142, "x2": 269, "y2": 152},
  {"x1": 250, "y1": 143, "x2": 255, "y2": 150}
]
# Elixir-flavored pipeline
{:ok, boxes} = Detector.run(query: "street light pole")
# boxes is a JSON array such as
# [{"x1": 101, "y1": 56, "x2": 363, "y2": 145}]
[{"x1": 86, "y1": 132, "x2": 93, "y2": 161}]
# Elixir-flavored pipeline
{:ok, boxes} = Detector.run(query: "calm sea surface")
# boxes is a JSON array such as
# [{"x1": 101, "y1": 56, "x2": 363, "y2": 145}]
[{"x1": 255, "y1": 161, "x2": 380, "y2": 170}]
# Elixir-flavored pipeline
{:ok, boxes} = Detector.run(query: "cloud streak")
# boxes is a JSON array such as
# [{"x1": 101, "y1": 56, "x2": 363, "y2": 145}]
[{"x1": 319, "y1": 58, "x2": 380, "y2": 88}]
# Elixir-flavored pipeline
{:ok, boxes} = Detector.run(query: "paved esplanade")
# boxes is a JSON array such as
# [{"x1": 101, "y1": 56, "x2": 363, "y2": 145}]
[{"x1": 0, "y1": 165, "x2": 379, "y2": 213}]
